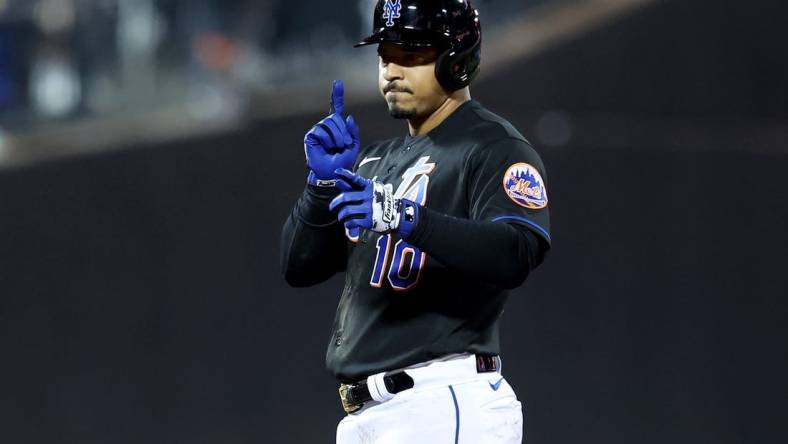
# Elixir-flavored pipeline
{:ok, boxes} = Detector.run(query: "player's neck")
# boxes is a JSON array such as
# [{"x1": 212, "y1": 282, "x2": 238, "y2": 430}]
[{"x1": 408, "y1": 89, "x2": 471, "y2": 137}]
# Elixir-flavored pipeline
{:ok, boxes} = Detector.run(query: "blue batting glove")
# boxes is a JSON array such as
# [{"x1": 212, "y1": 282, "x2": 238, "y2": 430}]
[
  {"x1": 345, "y1": 226, "x2": 361, "y2": 241},
  {"x1": 328, "y1": 169, "x2": 420, "y2": 238},
  {"x1": 304, "y1": 80, "x2": 360, "y2": 187}
]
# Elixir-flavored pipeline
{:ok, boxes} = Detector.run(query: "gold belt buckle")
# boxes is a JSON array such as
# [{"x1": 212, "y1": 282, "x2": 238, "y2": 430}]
[{"x1": 338, "y1": 384, "x2": 362, "y2": 414}]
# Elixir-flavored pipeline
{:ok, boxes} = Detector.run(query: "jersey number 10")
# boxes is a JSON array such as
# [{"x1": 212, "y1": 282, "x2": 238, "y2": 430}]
[{"x1": 370, "y1": 234, "x2": 425, "y2": 290}]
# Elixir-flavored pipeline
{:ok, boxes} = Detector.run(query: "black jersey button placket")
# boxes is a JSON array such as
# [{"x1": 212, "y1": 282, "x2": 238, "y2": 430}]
[{"x1": 386, "y1": 144, "x2": 411, "y2": 174}]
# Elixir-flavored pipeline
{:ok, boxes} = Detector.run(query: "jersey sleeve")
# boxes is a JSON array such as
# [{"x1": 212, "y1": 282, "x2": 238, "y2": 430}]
[{"x1": 466, "y1": 137, "x2": 552, "y2": 245}]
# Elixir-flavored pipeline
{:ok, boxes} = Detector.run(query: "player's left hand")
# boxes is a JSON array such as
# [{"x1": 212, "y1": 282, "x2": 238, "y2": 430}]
[
  {"x1": 303, "y1": 80, "x2": 361, "y2": 186},
  {"x1": 329, "y1": 169, "x2": 419, "y2": 237}
]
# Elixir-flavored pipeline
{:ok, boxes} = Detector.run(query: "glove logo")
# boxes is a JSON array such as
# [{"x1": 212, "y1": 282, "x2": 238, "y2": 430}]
[
  {"x1": 372, "y1": 183, "x2": 397, "y2": 231},
  {"x1": 503, "y1": 163, "x2": 548, "y2": 210},
  {"x1": 383, "y1": 0, "x2": 401, "y2": 27}
]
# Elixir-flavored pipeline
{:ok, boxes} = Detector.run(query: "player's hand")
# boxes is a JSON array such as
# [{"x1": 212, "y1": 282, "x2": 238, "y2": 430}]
[
  {"x1": 329, "y1": 169, "x2": 419, "y2": 238},
  {"x1": 303, "y1": 80, "x2": 360, "y2": 187}
]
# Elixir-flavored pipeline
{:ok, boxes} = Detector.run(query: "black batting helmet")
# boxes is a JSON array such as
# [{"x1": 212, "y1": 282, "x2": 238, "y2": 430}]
[{"x1": 355, "y1": 0, "x2": 482, "y2": 92}]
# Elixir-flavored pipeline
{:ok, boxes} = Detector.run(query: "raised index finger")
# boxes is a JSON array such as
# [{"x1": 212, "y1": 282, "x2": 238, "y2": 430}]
[{"x1": 330, "y1": 79, "x2": 345, "y2": 116}]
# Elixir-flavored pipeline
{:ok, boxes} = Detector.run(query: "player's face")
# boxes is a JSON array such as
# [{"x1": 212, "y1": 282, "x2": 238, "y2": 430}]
[{"x1": 377, "y1": 42, "x2": 446, "y2": 120}]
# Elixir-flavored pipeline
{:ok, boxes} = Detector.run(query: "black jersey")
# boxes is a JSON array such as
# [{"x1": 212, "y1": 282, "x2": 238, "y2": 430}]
[{"x1": 323, "y1": 99, "x2": 551, "y2": 381}]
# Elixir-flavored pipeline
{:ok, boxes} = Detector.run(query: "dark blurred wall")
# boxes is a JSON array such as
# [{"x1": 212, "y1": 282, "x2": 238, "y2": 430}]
[{"x1": 1, "y1": 0, "x2": 786, "y2": 443}]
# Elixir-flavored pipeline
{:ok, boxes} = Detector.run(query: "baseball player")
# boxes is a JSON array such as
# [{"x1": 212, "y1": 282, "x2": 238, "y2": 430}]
[{"x1": 280, "y1": 0, "x2": 551, "y2": 442}]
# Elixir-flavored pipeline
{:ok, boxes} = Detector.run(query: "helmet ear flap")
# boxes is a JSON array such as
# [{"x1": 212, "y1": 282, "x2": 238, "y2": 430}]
[{"x1": 435, "y1": 38, "x2": 481, "y2": 92}]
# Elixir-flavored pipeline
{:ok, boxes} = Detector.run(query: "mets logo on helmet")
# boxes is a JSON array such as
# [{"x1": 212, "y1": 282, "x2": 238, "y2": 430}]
[
  {"x1": 383, "y1": 0, "x2": 401, "y2": 27},
  {"x1": 503, "y1": 163, "x2": 548, "y2": 209}
]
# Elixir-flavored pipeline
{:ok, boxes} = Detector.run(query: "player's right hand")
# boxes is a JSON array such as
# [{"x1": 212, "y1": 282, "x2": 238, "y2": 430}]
[{"x1": 304, "y1": 80, "x2": 360, "y2": 187}]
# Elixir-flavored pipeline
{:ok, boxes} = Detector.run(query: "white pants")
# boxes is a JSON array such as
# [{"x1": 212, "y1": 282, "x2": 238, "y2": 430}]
[{"x1": 336, "y1": 354, "x2": 523, "y2": 444}]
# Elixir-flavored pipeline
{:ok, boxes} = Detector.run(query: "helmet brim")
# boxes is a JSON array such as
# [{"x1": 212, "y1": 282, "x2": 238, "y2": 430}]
[{"x1": 354, "y1": 28, "x2": 444, "y2": 48}]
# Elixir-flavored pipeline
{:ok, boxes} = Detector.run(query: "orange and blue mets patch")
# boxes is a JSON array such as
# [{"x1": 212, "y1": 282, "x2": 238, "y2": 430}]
[{"x1": 502, "y1": 163, "x2": 548, "y2": 209}]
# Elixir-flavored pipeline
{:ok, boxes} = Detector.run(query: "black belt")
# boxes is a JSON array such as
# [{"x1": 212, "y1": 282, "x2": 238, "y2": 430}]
[{"x1": 338, "y1": 354, "x2": 499, "y2": 414}]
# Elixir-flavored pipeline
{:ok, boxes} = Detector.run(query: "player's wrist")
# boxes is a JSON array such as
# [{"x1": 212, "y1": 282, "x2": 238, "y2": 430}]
[{"x1": 307, "y1": 170, "x2": 338, "y2": 188}]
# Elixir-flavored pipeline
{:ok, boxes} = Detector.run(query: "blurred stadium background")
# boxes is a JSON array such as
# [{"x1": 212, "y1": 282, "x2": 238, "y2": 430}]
[{"x1": 1, "y1": 0, "x2": 786, "y2": 443}]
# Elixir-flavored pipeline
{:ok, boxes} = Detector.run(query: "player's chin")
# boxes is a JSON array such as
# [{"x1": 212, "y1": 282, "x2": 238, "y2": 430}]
[{"x1": 387, "y1": 102, "x2": 417, "y2": 120}]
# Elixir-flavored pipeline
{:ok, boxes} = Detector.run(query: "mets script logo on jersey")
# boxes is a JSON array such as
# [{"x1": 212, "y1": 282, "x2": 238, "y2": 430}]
[
  {"x1": 394, "y1": 156, "x2": 435, "y2": 203},
  {"x1": 503, "y1": 163, "x2": 548, "y2": 209},
  {"x1": 383, "y1": 0, "x2": 401, "y2": 27}
]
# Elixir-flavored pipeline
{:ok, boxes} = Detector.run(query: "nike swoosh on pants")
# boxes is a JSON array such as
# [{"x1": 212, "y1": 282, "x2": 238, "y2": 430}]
[{"x1": 489, "y1": 377, "x2": 504, "y2": 391}]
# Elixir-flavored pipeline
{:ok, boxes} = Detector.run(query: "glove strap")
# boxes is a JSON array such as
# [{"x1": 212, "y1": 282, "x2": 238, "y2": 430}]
[
  {"x1": 397, "y1": 199, "x2": 420, "y2": 239},
  {"x1": 307, "y1": 170, "x2": 337, "y2": 188}
]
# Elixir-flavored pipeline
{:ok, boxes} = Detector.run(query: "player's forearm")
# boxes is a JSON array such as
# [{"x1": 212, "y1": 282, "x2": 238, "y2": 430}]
[
  {"x1": 406, "y1": 206, "x2": 546, "y2": 289},
  {"x1": 280, "y1": 186, "x2": 347, "y2": 287}
]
